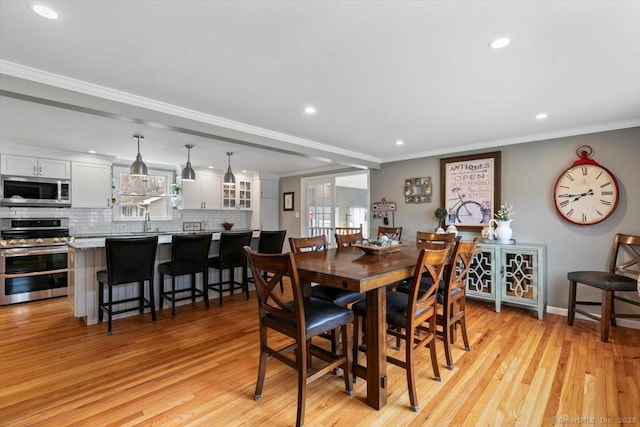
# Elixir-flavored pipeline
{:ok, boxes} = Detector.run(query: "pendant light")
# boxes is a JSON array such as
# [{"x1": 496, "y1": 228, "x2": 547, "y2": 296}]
[
  {"x1": 130, "y1": 135, "x2": 148, "y2": 176},
  {"x1": 181, "y1": 144, "x2": 196, "y2": 181},
  {"x1": 223, "y1": 152, "x2": 236, "y2": 185}
]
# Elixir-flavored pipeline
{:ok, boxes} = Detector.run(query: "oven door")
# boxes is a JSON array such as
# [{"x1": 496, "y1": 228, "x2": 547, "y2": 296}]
[{"x1": 0, "y1": 246, "x2": 68, "y2": 305}]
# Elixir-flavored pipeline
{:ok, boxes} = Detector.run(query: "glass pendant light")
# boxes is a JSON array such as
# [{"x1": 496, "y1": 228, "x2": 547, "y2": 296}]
[
  {"x1": 223, "y1": 152, "x2": 236, "y2": 185},
  {"x1": 181, "y1": 144, "x2": 196, "y2": 181},
  {"x1": 130, "y1": 135, "x2": 148, "y2": 176}
]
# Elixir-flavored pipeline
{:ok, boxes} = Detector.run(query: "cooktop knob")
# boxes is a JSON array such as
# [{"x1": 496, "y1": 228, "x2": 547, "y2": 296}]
[
  {"x1": 52, "y1": 237, "x2": 59, "y2": 243},
  {"x1": 8, "y1": 239, "x2": 16, "y2": 245},
  {"x1": 18, "y1": 239, "x2": 26, "y2": 245},
  {"x1": 36, "y1": 238, "x2": 44, "y2": 244},
  {"x1": 60, "y1": 237, "x2": 68, "y2": 243},
  {"x1": 0, "y1": 240, "x2": 6, "y2": 247}
]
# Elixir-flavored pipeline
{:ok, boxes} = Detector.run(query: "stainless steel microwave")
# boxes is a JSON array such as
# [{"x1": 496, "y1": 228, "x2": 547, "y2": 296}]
[{"x1": 0, "y1": 176, "x2": 71, "y2": 207}]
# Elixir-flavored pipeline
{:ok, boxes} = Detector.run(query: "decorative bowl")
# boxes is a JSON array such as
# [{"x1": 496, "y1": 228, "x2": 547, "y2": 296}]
[
  {"x1": 222, "y1": 222, "x2": 234, "y2": 230},
  {"x1": 353, "y1": 241, "x2": 407, "y2": 255}
]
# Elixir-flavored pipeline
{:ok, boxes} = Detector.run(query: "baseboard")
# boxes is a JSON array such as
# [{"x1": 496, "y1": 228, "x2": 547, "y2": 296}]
[{"x1": 547, "y1": 305, "x2": 640, "y2": 330}]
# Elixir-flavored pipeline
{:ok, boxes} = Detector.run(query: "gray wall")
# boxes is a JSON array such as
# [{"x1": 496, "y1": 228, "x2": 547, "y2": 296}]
[{"x1": 281, "y1": 127, "x2": 640, "y2": 311}]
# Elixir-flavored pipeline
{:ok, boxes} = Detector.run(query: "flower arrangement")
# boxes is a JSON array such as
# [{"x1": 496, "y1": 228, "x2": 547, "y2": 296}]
[{"x1": 495, "y1": 203, "x2": 515, "y2": 221}]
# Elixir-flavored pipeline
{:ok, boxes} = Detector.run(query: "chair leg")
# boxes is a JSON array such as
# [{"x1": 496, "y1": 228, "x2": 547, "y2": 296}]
[
  {"x1": 406, "y1": 327, "x2": 419, "y2": 412},
  {"x1": 171, "y1": 276, "x2": 177, "y2": 319},
  {"x1": 107, "y1": 285, "x2": 113, "y2": 335},
  {"x1": 297, "y1": 337, "x2": 308, "y2": 427},
  {"x1": 159, "y1": 273, "x2": 165, "y2": 311},
  {"x1": 601, "y1": 290, "x2": 613, "y2": 342},
  {"x1": 202, "y1": 271, "x2": 210, "y2": 310},
  {"x1": 243, "y1": 265, "x2": 250, "y2": 300},
  {"x1": 443, "y1": 305, "x2": 454, "y2": 370},
  {"x1": 191, "y1": 273, "x2": 196, "y2": 304},
  {"x1": 610, "y1": 291, "x2": 617, "y2": 327},
  {"x1": 341, "y1": 323, "x2": 353, "y2": 395},
  {"x1": 98, "y1": 281, "x2": 104, "y2": 323},
  {"x1": 229, "y1": 268, "x2": 235, "y2": 295},
  {"x1": 149, "y1": 278, "x2": 157, "y2": 323},
  {"x1": 568, "y1": 280, "x2": 577, "y2": 325},
  {"x1": 138, "y1": 281, "x2": 144, "y2": 314},
  {"x1": 429, "y1": 335, "x2": 441, "y2": 382},
  {"x1": 219, "y1": 269, "x2": 224, "y2": 306},
  {"x1": 352, "y1": 314, "x2": 362, "y2": 383}
]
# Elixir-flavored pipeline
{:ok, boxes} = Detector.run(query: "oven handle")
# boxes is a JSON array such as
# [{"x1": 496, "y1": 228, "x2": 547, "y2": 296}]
[
  {"x1": 0, "y1": 247, "x2": 69, "y2": 257},
  {"x1": 1, "y1": 268, "x2": 69, "y2": 279}
]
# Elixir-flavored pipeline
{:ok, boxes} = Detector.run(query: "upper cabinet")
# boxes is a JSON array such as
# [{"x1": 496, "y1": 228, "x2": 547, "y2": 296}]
[
  {"x1": 1, "y1": 154, "x2": 71, "y2": 179},
  {"x1": 222, "y1": 177, "x2": 252, "y2": 210},
  {"x1": 71, "y1": 162, "x2": 112, "y2": 208},
  {"x1": 182, "y1": 171, "x2": 221, "y2": 210}
]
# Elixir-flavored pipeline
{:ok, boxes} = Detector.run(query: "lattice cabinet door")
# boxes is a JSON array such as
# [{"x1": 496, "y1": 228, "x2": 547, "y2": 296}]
[
  {"x1": 467, "y1": 244, "x2": 500, "y2": 313},
  {"x1": 499, "y1": 245, "x2": 546, "y2": 320}
]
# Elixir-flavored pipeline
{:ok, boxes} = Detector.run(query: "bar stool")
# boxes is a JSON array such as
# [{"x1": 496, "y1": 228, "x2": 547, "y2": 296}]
[
  {"x1": 255, "y1": 230, "x2": 287, "y2": 292},
  {"x1": 97, "y1": 236, "x2": 158, "y2": 335},
  {"x1": 158, "y1": 233, "x2": 212, "y2": 318},
  {"x1": 208, "y1": 231, "x2": 253, "y2": 306}
]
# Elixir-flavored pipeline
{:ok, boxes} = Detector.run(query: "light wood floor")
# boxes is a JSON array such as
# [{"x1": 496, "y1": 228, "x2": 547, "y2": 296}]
[{"x1": 1, "y1": 289, "x2": 639, "y2": 427}]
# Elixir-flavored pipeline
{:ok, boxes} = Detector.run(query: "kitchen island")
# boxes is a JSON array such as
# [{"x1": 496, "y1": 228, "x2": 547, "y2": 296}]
[{"x1": 68, "y1": 230, "x2": 259, "y2": 325}]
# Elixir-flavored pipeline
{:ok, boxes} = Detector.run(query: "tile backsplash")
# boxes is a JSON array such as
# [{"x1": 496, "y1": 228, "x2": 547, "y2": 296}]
[{"x1": 0, "y1": 207, "x2": 250, "y2": 236}]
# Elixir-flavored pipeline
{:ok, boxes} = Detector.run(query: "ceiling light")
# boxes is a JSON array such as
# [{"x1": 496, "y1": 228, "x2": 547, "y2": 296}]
[
  {"x1": 223, "y1": 152, "x2": 236, "y2": 185},
  {"x1": 32, "y1": 4, "x2": 58, "y2": 19},
  {"x1": 536, "y1": 113, "x2": 548, "y2": 119},
  {"x1": 396, "y1": 140, "x2": 404, "y2": 146},
  {"x1": 304, "y1": 106, "x2": 316, "y2": 114},
  {"x1": 490, "y1": 37, "x2": 511, "y2": 49},
  {"x1": 208, "y1": 165, "x2": 214, "y2": 169},
  {"x1": 88, "y1": 150, "x2": 96, "y2": 154},
  {"x1": 129, "y1": 135, "x2": 148, "y2": 176},
  {"x1": 181, "y1": 144, "x2": 196, "y2": 181}
]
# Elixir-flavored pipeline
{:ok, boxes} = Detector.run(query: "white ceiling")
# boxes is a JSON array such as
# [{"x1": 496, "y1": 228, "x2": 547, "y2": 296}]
[{"x1": 1, "y1": 1, "x2": 639, "y2": 176}]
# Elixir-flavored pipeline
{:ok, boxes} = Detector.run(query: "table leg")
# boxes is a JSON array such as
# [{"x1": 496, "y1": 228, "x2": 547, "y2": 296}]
[{"x1": 365, "y1": 287, "x2": 387, "y2": 409}]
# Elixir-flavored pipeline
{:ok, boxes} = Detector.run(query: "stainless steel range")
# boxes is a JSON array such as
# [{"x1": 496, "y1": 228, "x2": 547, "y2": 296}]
[{"x1": 0, "y1": 218, "x2": 74, "y2": 305}]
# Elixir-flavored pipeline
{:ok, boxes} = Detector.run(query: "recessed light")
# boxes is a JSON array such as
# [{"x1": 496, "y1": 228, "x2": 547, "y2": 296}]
[
  {"x1": 304, "y1": 106, "x2": 316, "y2": 114},
  {"x1": 242, "y1": 170, "x2": 247, "y2": 173},
  {"x1": 208, "y1": 165, "x2": 214, "y2": 169},
  {"x1": 490, "y1": 37, "x2": 510, "y2": 49},
  {"x1": 395, "y1": 140, "x2": 404, "y2": 146},
  {"x1": 88, "y1": 150, "x2": 97, "y2": 154},
  {"x1": 32, "y1": 4, "x2": 59, "y2": 19},
  {"x1": 536, "y1": 113, "x2": 548, "y2": 120}
]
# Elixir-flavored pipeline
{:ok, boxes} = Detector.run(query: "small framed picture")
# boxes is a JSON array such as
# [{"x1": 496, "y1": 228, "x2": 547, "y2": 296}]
[{"x1": 283, "y1": 192, "x2": 294, "y2": 211}]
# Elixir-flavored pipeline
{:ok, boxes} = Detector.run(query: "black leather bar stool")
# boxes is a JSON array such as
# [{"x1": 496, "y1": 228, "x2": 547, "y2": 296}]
[
  {"x1": 158, "y1": 233, "x2": 212, "y2": 318},
  {"x1": 255, "y1": 230, "x2": 287, "y2": 292},
  {"x1": 208, "y1": 231, "x2": 253, "y2": 306},
  {"x1": 97, "y1": 236, "x2": 158, "y2": 335}
]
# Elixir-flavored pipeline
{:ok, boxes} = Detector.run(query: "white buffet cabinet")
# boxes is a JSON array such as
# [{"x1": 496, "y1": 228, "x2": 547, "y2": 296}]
[
  {"x1": 68, "y1": 232, "x2": 259, "y2": 325},
  {"x1": 466, "y1": 241, "x2": 547, "y2": 320}
]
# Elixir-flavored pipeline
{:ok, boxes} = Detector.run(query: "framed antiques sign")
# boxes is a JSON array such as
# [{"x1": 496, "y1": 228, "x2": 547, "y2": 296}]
[
  {"x1": 440, "y1": 151, "x2": 501, "y2": 230},
  {"x1": 404, "y1": 176, "x2": 432, "y2": 204}
]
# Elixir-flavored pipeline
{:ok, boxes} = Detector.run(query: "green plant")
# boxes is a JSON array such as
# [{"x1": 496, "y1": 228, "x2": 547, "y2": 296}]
[{"x1": 434, "y1": 207, "x2": 448, "y2": 228}]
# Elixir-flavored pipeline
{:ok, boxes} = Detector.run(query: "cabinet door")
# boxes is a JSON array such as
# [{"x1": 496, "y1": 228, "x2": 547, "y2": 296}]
[
  {"x1": 238, "y1": 180, "x2": 252, "y2": 209},
  {"x1": 467, "y1": 244, "x2": 499, "y2": 310},
  {"x1": 260, "y1": 179, "x2": 279, "y2": 199},
  {"x1": 1, "y1": 154, "x2": 38, "y2": 176},
  {"x1": 71, "y1": 162, "x2": 111, "y2": 208},
  {"x1": 499, "y1": 247, "x2": 539, "y2": 308},
  {"x1": 222, "y1": 184, "x2": 237, "y2": 209},
  {"x1": 201, "y1": 174, "x2": 221, "y2": 210},
  {"x1": 38, "y1": 158, "x2": 71, "y2": 179},
  {"x1": 181, "y1": 179, "x2": 202, "y2": 209}
]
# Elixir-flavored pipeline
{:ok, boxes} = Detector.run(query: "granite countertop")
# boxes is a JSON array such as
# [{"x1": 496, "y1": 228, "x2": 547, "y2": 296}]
[{"x1": 69, "y1": 229, "x2": 259, "y2": 249}]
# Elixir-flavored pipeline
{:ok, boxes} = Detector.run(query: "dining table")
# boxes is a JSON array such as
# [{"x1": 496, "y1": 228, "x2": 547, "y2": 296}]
[{"x1": 293, "y1": 243, "x2": 422, "y2": 410}]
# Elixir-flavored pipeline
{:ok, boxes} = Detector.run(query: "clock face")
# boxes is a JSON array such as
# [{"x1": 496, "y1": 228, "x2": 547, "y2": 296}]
[{"x1": 553, "y1": 164, "x2": 619, "y2": 225}]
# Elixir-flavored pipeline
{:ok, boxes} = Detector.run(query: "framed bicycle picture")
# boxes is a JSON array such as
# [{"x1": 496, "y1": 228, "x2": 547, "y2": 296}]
[{"x1": 440, "y1": 151, "x2": 501, "y2": 230}]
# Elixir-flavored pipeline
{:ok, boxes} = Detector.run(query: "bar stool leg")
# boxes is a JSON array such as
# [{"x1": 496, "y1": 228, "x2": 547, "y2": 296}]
[
  {"x1": 98, "y1": 281, "x2": 104, "y2": 324},
  {"x1": 107, "y1": 285, "x2": 113, "y2": 335},
  {"x1": 149, "y1": 278, "x2": 157, "y2": 323},
  {"x1": 139, "y1": 281, "x2": 144, "y2": 314},
  {"x1": 171, "y1": 276, "x2": 177, "y2": 319}
]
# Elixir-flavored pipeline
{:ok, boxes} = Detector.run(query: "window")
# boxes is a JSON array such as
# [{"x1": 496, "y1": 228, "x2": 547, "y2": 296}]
[{"x1": 112, "y1": 166, "x2": 173, "y2": 221}]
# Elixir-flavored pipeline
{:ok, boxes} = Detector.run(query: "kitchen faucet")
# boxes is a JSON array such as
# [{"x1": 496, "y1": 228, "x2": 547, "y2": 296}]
[{"x1": 143, "y1": 210, "x2": 150, "y2": 233}]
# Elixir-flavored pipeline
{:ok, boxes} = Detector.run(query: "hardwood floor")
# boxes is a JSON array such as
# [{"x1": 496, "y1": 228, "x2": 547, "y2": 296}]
[{"x1": 1, "y1": 289, "x2": 639, "y2": 426}]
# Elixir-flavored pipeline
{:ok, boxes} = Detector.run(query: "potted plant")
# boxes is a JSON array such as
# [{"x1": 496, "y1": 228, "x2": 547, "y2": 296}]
[{"x1": 434, "y1": 207, "x2": 447, "y2": 233}]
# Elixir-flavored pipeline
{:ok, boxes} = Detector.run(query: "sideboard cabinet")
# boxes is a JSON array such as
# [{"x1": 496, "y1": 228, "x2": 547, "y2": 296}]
[{"x1": 466, "y1": 242, "x2": 546, "y2": 320}]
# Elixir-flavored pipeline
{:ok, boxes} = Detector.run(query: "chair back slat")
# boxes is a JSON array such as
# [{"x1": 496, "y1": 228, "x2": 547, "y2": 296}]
[
  {"x1": 289, "y1": 235, "x2": 328, "y2": 253},
  {"x1": 335, "y1": 232, "x2": 363, "y2": 247},
  {"x1": 407, "y1": 247, "x2": 449, "y2": 322},
  {"x1": 610, "y1": 233, "x2": 640, "y2": 278},
  {"x1": 378, "y1": 226, "x2": 403, "y2": 241},
  {"x1": 444, "y1": 239, "x2": 479, "y2": 300}
]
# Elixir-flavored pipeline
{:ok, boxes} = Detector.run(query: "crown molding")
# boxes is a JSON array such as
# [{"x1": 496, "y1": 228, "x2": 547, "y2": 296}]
[{"x1": 0, "y1": 60, "x2": 381, "y2": 164}]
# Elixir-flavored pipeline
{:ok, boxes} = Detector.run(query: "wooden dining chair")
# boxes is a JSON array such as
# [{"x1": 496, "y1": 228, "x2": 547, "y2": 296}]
[
  {"x1": 289, "y1": 235, "x2": 364, "y2": 354},
  {"x1": 352, "y1": 246, "x2": 449, "y2": 412},
  {"x1": 568, "y1": 233, "x2": 640, "y2": 342},
  {"x1": 377, "y1": 226, "x2": 403, "y2": 241},
  {"x1": 244, "y1": 247, "x2": 353, "y2": 427},
  {"x1": 335, "y1": 232, "x2": 363, "y2": 247},
  {"x1": 436, "y1": 238, "x2": 478, "y2": 369}
]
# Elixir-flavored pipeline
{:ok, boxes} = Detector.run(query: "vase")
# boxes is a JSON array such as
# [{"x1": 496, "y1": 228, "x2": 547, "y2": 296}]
[
  {"x1": 489, "y1": 219, "x2": 513, "y2": 242},
  {"x1": 446, "y1": 224, "x2": 458, "y2": 237}
]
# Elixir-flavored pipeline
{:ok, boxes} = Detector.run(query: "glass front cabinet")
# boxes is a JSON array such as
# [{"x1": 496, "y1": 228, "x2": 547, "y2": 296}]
[
  {"x1": 466, "y1": 242, "x2": 546, "y2": 320},
  {"x1": 222, "y1": 178, "x2": 252, "y2": 210}
]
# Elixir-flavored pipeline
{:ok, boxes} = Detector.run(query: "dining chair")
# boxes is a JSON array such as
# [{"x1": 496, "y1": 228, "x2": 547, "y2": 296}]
[
  {"x1": 97, "y1": 236, "x2": 158, "y2": 335},
  {"x1": 335, "y1": 232, "x2": 363, "y2": 247},
  {"x1": 244, "y1": 247, "x2": 353, "y2": 427},
  {"x1": 352, "y1": 246, "x2": 449, "y2": 412},
  {"x1": 208, "y1": 231, "x2": 253, "y2": 306},
  {"x1": 289, "y1": 235, "x2": 364, "y2": 354},
  {"x1": 158, "y1": 233, "x2": 212, "y2": 318},
  {"x1": 377, "y1": 226, "x2": 403, "y2": 241},
  {"x1": 568, "y1": 233, "x2": 640, "y2": 342},
  {"x1": 436, "y1": 238, "x2": 478, "y2": 369}
]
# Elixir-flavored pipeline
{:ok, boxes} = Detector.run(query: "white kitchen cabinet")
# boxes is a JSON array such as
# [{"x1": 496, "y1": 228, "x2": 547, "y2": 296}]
[
  {"x1": 1, "y1": 154, "x2": 71, "y2": 179},
  {"x1": 466, "y1": 242, "x2": 546, "y2": 320},
  {"x1": 182, "y1": 171, "x2": 221, "y2": 210},
  {"x1": 251, "y1": 177, "x2": 279, "y2": 230},
  {"x1": 222, "y1": 176, "x2": 252, "y2": 210},
  {"x1": 71, "y1": 162, "x2": 112, "y2": 208}
]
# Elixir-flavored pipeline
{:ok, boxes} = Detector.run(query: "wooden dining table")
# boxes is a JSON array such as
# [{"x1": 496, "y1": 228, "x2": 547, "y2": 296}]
[{"x1": 293, "y1": 244, "x2": 422, "y2": 410}]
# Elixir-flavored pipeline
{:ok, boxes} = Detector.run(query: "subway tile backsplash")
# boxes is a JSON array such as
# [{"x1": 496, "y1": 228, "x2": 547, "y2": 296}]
[{"x1": 0, "y1": 207, "x2": 250, "y2": 236}]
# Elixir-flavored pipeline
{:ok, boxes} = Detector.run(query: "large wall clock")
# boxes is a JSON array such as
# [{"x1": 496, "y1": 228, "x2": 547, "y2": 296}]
[{"x1": 553, "y1": 145, "x2": 619, "y2": 225}]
